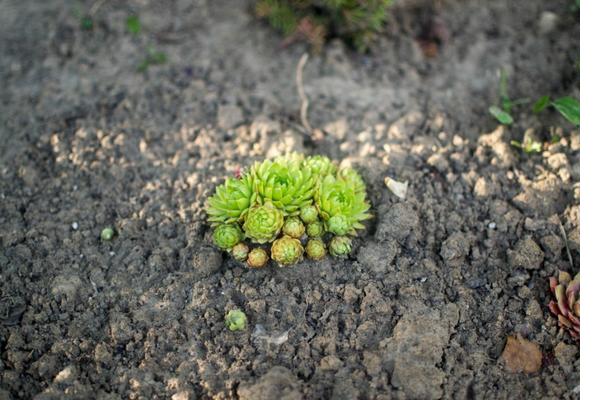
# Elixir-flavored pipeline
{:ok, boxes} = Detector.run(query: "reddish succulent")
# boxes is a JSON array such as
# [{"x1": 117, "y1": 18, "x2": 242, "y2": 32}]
[{"x1": 548, "y1": 271, "x2": 580, "y2": 340}]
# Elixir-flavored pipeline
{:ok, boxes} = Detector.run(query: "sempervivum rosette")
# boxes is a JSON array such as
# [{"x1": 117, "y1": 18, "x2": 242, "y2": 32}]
[
  {"x1": 315, "y1": 174, "x2": 372, "y2": 236},
  {"x1": 243, "y1": 202, "x2": 285, "y2": 244},
  {"x1": 271, "y1": 235, "x2": 304, "y2": 266},
  {"x1": 251, "y1": 154, "x2": 316, "y2": 216},
  {"x1": 206, "y1": 174, "x2": 256, "y2": 225},
  {"x1": 304, "y1": 155, "x2": 338, "y2": 177},
  {"x1": 548, "y1": 271, "x2": 580, "y2": 340}
]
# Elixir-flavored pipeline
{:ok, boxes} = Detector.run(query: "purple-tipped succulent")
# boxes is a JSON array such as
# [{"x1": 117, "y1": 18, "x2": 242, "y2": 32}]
[{"x1": 548, "y1": 271, "x2": 580, "y2": 340}]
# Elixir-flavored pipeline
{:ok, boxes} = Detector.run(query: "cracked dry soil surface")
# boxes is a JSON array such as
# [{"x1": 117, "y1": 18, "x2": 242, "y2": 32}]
[{"x1": 1, "y1": 0, "x2": 579, "y2": 399}]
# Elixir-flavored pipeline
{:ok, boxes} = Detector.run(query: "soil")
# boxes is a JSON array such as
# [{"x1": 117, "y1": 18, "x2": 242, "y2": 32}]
[{"x1": 0, "y1": 0, "x2": 580, "y2": 399}]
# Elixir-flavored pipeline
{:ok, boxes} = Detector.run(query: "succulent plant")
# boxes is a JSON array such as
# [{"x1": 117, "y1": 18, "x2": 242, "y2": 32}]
[
  {"x1": 306, "y1": 221, "x2": 324, "y2": 238},
  {"x1": 206, "y1": 153, "x2": 371, "y2": 267},
  {"x1": 306, "y1": 238, "x2": 326, "y2": 260},
  {"x1": 316, "y1": 175, "x2": 371, "y2": 236},
  {"x1": 243, "y1": 202, "x2": 284, "y2": 244},
  {"x1": 329, "y1": 236, "x2": 352, "y2": 257},
  {"x1": 247, "y1": 248, "x2": 269, "y2": 268},
  {"x1": 251, "y1": 154, "x2": 316, "y2": 215},
  {"x1": 213, "y1": 224, "x2": 243, "y2": 250},
  {"x1": 304, "y1": 155, "x2": 337, "y2": 177},
  {"x1": 207, "y1": 175, "x2": 256, "y2": 225},
  {"x1": 100, "y1": 227, "x2": 114, "y2": 241},
  {"x1": 231, "y1": 242, "x2": 250, "y2": 262},
  {"x1": 337, "y1": 166, "x2": 366, "y2": 193},
  {"x1": 282, "y1": 216, "x2": 306, "y2": 239},
  {"x1": 271, "y1": 235, "x2": 304, "y2": 266},
  {"x1": 548, "y1": 271, "x2": 580, "y2": 339},
  {"x1": 299, "y1": 204, "x2": 319, "y2": 224},
  {"x1": 225, "y1": 309, "x2": 248, "y2": 331}
]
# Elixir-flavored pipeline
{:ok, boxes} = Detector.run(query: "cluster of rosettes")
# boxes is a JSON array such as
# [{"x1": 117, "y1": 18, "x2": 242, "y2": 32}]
[{"x1": 206, "y1": 153, "x2": 371, "y2": 268}]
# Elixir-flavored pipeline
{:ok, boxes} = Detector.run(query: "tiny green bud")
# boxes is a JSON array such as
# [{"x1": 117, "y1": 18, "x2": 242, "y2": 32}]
[
  {"x1": 247, "y1": 248, "x2": 269, "y2": 268},
  {"x1": 101, "y1": 227, "x2": 114, "y2": 241},
  {"x1": 282, "y1": 216, "x2": 305, "y2": 239},
  {"x1": 326, "y1": 214, "x2": 351, "y2": 236},
  {"x1": 329, "y1": 236, "x2": 352, "y2": 257},
  {"x1": 271, "y1": 236, "x2": 304, "y2": 266},
  {"x1": 225, "y1": 309, "x2": 247, "y2": 331},
  {"x1": 231, "y1": 242, "x2": 249, "y2": 262},
  {"x1": 305, "y1": 239, "x2": 327, "y2": 261},
  {"x1": 300, "y1": 205, "x2": 319, "y2": 224},
  {"x1": 306, "y1": 221, "x2": 324, "y2": 238},
  {"x1": 213, "y1": 224, "x2": 243, "y2": 250}
]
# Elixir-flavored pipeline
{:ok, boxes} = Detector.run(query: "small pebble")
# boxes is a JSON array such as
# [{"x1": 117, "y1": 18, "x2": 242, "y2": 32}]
[
  {"x1": 109, "y1": 251, "x2": 115, "y2": 256},
  {"x1": 488, "y1": 222, "x2": 497, "y2": 229},
  {"x1": 71, "y1": 222, "x2": 79, "y2": 230}
]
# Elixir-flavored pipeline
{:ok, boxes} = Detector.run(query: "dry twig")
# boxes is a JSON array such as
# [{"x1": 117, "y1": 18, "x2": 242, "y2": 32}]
[{"x1": 295, "y1": 53, "x2": 312, "y2": 134}]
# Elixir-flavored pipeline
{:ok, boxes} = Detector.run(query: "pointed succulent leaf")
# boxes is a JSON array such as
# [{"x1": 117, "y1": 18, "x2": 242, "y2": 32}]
[{"x1": 206, "y1": 175, "x2": 255, "y2": 225}]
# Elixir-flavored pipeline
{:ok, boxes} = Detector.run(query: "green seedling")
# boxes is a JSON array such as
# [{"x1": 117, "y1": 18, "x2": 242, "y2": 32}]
[
  {"x1": 126, "y1": 15, "x2": 141, "y2": 35},
  {"x1": 510, "y1": 139, "x2": 542, "y2": 154},
  {"x1": 534, "y1": 96, "x2": 580, "y2": 126},
  {"x1": 225, "y1": 309, "x2": 247, "y2": 331},
  {"x1": 137, "y1": 48, "x2": 168, "y2": 72},
  {"x1": 489, "y1": 70, "x2": 529, "y2": 125}
]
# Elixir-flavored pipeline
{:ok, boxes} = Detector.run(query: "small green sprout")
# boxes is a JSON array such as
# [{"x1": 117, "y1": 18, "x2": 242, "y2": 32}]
[
  {"x1": 489, "y1": 106, "x2": 514, "y2": 125},
  {"x1": 100, "y1": 227, "x2": 114, "y2": 241},
  {"x1": 329, "y1": 236, "x2": 352, "y2": 258},
  {"x1": 225, "y1": 309, "x2": 247, "y2": 332},
  {"x1": 231, "y1": 242, "x2": 250, "y2": 262},
  {"x1": 137, "y1": 48, "x2": 168, "y2": 72},
  {"x1": 306, "y1": 239, "x2": 326, "y2": 261},
  {"x1": 282, "y1": 216, "x2": 305, "y2": 239},
  {"x1": 510, "y1": 139, "x2": 542, "y2": 154},
  {"x1": 126, "y1": 15, "x2": 141, "y2": 35},
  {"x1": 247, "y1": 248, "x2": 269, "y2": 268},
  {"x1": 306, "y1": 221, "x2": 324, "y2": 238},
  {"x1": 489, "y1": 70, "x2": 529, "y2": 125},
  {"x1": 271, "y1": 236, "x2": 303, "y2": 266},
  {"x1": 213, "y1": 224, "x2": 243, "y2": 251}
]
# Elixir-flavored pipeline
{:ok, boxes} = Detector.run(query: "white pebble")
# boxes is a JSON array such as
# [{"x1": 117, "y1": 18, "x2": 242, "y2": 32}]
[
  {"x1": 71, "y1": 222, "x2": 79, "y2": 230},
  {"x1": 488, "y1": 222, "x2": 497, "y2": 229},
  {"x1": 109, "y1": 251, "x2": 115, "y2": 256}
]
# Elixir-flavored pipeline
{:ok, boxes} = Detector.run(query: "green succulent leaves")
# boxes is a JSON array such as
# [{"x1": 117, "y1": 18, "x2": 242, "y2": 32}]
[
  {"x1": 206, "y1": 153, "x2": 371, "y2": 268},
  {"x1": 316, "y1": 174, "x2": 371, "y2": 236},
  {"x1": 243, "y1": 202, "x2": 284, "y2": 244},
  {"x1": 247, "y1": 248, "x2": 269, "y2": 268},
  {"x1": 225, "y1": 309, "x2": 248, "y2": 331},
  {"x1": 207, "y1": 174, "x2": 255, "y2": 225},
  {"x1": 213, "y1": 224, "x2": 243, "y2": 250},
  {"x1": 251, "y1": 156, "x2": 315, "y2": 215},
  {"x1": 329, "y1": 236, "x2": 352, "y2": 257},
  {"x1": 271, "y1": 236, "x2": 304, "y2": 266},
  {"x1": 306, "y1": 239, "x2": 327, "y2": 260}
]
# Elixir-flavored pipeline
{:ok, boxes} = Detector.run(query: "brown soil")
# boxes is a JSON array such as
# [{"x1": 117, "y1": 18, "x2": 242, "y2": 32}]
[{"x1": 0, "y1": 0, "x2": 579, "y2": 399}]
